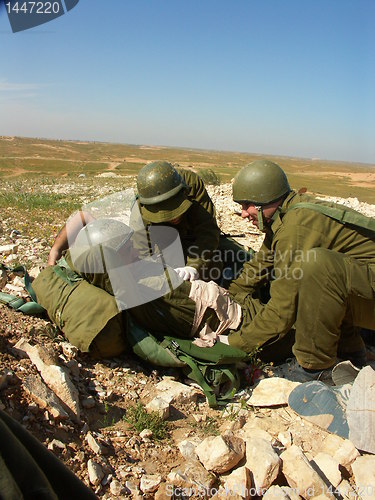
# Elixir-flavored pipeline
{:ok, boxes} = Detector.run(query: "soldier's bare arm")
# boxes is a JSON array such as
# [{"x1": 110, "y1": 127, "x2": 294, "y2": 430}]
[{"x1": 47, "y1": 210, "x2": 95, "y2": 265}]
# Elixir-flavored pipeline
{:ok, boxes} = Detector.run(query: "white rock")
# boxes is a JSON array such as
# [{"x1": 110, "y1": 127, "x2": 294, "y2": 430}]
[
  {"x1": 177, "y1": 438, "x2": 200, "y2": 460},
  {"x1": 155, "y1": 378, "x2": 199, "y2": 405},
  {"x1": 168, "y1": 460, "x2": 216, "y2": 492},
  {"x1": 221, "y1": 402, "x2": 249, "y2": 419},
  {"x1": 12, "y1": 276, "x2": 25, "y2": 288},
  {"x1": 222, "y1": 466, "x2": 251, "y2": 499},
  {"x1": 139, "y1": 428, "x2": 153, "y2": 440},
  {"x1": 4, "y1": 283, "x2": 24, "y2": 293},
  {"x1": 278, "y1": 431, "x2": 292, "y2": 448},
  {"x1": 28, "y1": 266, "x2": 42, "y2": 279},
  {"x1": 210, "y1": 486, "x2": 244, "y2": 499},
  {"x1": 0, "y1": 244, "x2": 18, "y2": 255},
  {"x1": 239, "y1": 423, "x2": 274, "y2": 443},
  {"x1": 245, "y1": 437, "x2": 280, "y2": 493},
  {"x1": 280, "y1": 445, "x2": 331, "y2": 499},
  {"x1": 5, "y1": 254, "x2": 18, "y2": 262},
  {"x1": 125, "y1": 479, "x2": 140, "y2": 495},
  {"x1": 146, "y1": 396, "x2": 170, "y2": 420},
  {"x1": 86, "y1": 433, "x2": 104, "y2": 455},
  {"x1": 320, "y1": 434, "x2": 359, "y2": 467},
  {"x1": 47, "y1": 439, "x2": 66, "y2": 450},
  {"x1": 60, "y1": 342, "x2": 79, "y2": 358},
  {"x1": 14, "y1": 338, "x2": 80, "y2": 420},
  {"x1": 336, "y1": 479, "x2": 358, "y2": 499},
  {"x1": 248, "y1": 378, "x2": 300, "y2": 406},
  {"x1": 196, "y1": 435, "x2": 245, "y2": 474},
  {"x1": 351, "y1": 455, "x2": 375, "y2": 499},
  {"x1": 311, "y1": 452, "x2": 341, "y2": 488},
  {"x1": 347, "y1": 366, "x2": 375, "y2": 454},
  {"x1": 140, "y1": 474, "x2": 162, "y2": 494},
  {"x1": 109, "y1": 479, "x2": 126, "y2": 496},
  {"x1": 23, "y1": 374, "x2": 69, "y2": 420},
  {"x1": 262, "y1": 485, "x2": 291, "y2": 499},
  {"x1": 87, "y1": 459, "x2": 104, "y2": 486}
]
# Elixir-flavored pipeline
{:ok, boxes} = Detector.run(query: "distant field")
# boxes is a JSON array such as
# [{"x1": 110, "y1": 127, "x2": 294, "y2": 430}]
[{"x1": 1, "y1": 135, "x2": 375, "y2": 202}]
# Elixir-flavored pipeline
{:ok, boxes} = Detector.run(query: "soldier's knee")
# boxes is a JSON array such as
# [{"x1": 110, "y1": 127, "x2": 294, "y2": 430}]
[{"x1": 89, "y1": 315, "x2": 128, "y2": 359}]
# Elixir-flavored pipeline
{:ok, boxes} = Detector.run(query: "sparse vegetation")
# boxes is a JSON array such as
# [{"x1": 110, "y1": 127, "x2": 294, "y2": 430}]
[
  {"x1": 1, "y1": 136, "x2": 375, "y2": 201},
  {"x1": 0, "y1": 192, "x2": 80, "y2": 211},
  {"x1": 190, "y1": 415, "x2": 220, "y2": 436},
  {"x1": 123, "y1": 402, "x2": 169, "y2": 440}
]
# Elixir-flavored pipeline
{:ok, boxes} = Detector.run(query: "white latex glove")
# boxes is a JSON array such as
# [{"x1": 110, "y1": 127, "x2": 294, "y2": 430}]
[{"x1": 174, "y1": 266, "x2": 199, "y2": 282}]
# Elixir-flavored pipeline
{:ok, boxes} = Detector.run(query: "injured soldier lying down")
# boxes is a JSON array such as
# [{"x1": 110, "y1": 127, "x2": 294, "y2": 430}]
[{"x1": 33, "y1": 218, "x2": 242, "y2": 359}]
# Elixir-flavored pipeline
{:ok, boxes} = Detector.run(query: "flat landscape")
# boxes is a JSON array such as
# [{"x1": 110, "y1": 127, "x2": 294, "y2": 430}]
[{"x1": 1, "y1": 136, "x2": 375, "y2": 198}]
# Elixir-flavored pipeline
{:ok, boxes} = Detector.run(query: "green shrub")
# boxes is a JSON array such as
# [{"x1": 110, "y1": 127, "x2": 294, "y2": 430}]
[{"x1": 123, "y1": 403, "x2": 168, "y2": 440}]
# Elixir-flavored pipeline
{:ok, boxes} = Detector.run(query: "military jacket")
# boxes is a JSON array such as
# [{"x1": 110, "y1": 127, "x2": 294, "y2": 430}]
[
  {"x1": 228, "y1": 190, "x2": 375, "y2": 351},
  {"x1": 134, "y1": 169, "x2": 220, "y2": 274}
]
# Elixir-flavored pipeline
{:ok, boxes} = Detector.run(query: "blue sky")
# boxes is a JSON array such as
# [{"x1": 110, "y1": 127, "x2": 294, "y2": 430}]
[{"x1": 1, "y1": 0, "x2": 374, "y2": 163}]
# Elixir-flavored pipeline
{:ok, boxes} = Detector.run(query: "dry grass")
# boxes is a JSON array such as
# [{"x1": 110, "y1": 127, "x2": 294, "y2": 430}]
[{"x1": 1, "y1": 136, "x2": 375, "y2": 202}]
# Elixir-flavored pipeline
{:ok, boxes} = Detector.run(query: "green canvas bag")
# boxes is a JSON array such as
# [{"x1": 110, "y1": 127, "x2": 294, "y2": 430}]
[{"x1": 127, "y1": 316, "x2": 249, "y2": 408}]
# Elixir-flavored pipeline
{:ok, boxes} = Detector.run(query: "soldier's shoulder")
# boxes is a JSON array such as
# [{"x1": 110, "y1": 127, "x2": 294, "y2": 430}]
[{"x1": 176, "y1": 167, "x2": 201, "y2": 184}]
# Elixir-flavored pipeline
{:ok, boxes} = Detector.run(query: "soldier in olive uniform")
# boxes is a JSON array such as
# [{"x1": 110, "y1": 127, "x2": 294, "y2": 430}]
[
  {"x1": 226, "y1": 160, "x2": 375, "y2": 379},
  {"x1": 133, "y1": 160, "x2": 221, "y2": 282},
  {"x1": 35, "y1": 219, "x2": 235, "y2": 358}
]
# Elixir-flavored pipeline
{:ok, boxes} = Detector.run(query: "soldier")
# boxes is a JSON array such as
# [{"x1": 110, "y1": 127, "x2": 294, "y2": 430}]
[
  {"x1": 226, "y1": 159, "x2": 375, "y2": 380},
  {"x1": 133, "y1": 160, "x2": 221, "y2": 282},
  {"x1": 35, "y1": 219, "x2": 240, "y2": 358}
]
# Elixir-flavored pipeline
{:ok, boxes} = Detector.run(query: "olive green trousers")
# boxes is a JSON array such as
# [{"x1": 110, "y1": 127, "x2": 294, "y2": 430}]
[
  {"x1": 293, "y1": 248, "x2": 375, "y2": 369},
  {"x1": 234, "y1": 248, "x2": 375, "y2": 369}
]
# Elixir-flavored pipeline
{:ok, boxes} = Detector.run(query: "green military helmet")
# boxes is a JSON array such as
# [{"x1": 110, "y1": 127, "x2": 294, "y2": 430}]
[
  {"x1": 232, "y1": 160, "x2": 291, "y2": 205},
  {"x1": 137, "y1": 161, "x2": 192, "y2": 223},
  {"x1": 74, "y1": 218, "x2": 133, "y2": 252},
  {"x1": 137, "y1": 161, "x2": 185, "y2": 204}
]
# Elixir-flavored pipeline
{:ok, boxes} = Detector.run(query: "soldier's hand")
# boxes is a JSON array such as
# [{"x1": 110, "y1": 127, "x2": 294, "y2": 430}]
[{"x1": 174, "y1": 266, "x2": 199, "y2": 282}]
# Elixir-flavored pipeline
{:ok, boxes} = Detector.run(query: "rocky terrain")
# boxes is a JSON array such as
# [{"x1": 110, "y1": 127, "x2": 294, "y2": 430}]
[{"x1": 1, "y1": 181, "x2": 375, "y2": 499}]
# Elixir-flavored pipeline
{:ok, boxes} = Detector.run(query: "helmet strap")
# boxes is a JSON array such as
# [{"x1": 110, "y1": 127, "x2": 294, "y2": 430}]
[{"x1": 254, "y1": 205, "x2": 264, "y2": 232}]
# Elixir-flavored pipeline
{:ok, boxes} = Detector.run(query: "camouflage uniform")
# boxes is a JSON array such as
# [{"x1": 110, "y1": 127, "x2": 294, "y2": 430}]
[{"x1": 228, "y1": 191, "x2": 375, "y2": 369}]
